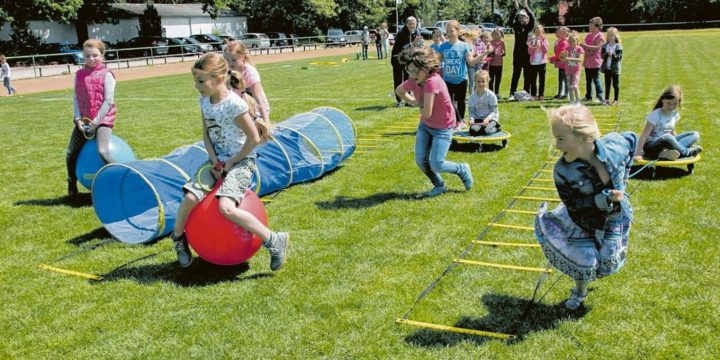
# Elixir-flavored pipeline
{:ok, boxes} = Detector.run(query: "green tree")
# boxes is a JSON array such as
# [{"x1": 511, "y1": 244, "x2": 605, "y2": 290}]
[
  {"x1": 0, "y1": 0, "x2": 82, "y2": 54},
  {"x1": 245, "y1": 0, "x2": 335, "y2": 35}
]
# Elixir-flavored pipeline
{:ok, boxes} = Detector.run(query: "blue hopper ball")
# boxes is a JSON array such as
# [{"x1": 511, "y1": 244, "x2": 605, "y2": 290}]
[{"x1": 75, "y1": 135, "x2": 136, "y2": 190}]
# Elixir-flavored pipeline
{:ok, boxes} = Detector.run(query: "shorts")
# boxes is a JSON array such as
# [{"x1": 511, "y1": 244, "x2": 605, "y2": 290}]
[{"x1": 183, "y1": 157, "x2": 256, "y2": 204}]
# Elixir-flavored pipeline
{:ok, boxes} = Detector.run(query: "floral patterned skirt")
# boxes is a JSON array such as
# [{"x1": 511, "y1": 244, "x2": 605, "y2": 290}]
[{"x1": 534, "y1": 203, "x2": 630, "y2": 281}]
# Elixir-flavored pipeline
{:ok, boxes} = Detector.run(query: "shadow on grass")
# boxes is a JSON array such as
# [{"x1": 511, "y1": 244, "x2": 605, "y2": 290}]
[
  {"x1": 450, "y1": 142, "x2": 505, "y2": 153},
  {"x1": 14, "y1": 193, "x2": 92, "y2": 208},
  {"x1": 100, "y1": 257, "x2": 272, "y2": 287},
  {"x1": 316, "y1": 190, "x2": 463, "y2": 210},
  {"x1": 629, "y1": 165, "x2": 692, "y2": 180},
  {"x1": 405, "y1": 293, "x2": 589, "y2": 347},
  {"x1": 67, "y1": 227, "x2": 112, "y2": 246},
  {"x1": 379, "y1": 131, "x2": 416, "y2": 137},
  {"x1": 355, "y1": 105, "x2": 389, "y2": 111}
]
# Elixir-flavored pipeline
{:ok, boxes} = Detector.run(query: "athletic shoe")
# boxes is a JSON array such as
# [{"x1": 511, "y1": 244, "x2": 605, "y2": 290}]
[
  {"x1": 425, "y1": 185, "x2": 448, "y2": 197},
  {"x1": 686, "y1": 146, "x2": 703, "y2": 158},
  {"x1": 395, "y1": 101, "x2": 403, "y2": 108},
  {"x1": 538, "y1": 96, "x2": 545, "y2": 101},
  {"x1": 658, "y1": 149, "x2": 681, "y2": 161},
  {"x1": 582, "y1": 96, "x2": 592, "y2": 102},
  {"x1": 508, "y1": 95, "x2": 516, "y2": 101},
  {"x1": 171, "y1": 233, "x2": 193, "y2": 268},
  {"x1": 268, "y1": 232, "x2": 289, "y2": 271},
  {"x1": 593, "y1": 98, "x2": 602, "y2": 103},
  {"x1": 458, "y1": 163, "x2": 473, "y2": 191},
  {"x1": 564, "y1": 289, "x2": 587, "y2": 310}
]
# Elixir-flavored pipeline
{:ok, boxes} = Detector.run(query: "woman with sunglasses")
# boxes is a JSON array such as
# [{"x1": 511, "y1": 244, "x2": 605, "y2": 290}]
[{"x1": 395, "y1": 47, "x2": 474, "y2": 197}]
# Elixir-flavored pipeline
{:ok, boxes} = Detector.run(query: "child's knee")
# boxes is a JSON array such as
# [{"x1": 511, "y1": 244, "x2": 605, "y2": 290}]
[{"x1": 183, "y1": 191, "x2": 200, "y2": 205}]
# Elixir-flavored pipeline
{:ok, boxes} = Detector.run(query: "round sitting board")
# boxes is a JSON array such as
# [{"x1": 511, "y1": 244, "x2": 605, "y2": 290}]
[
  {"x1": 452, "y1": 130, "x2": 512, "y2": 148},
  {"x1": 635, "y1": 154, "x2": 701, "y2": 175}
]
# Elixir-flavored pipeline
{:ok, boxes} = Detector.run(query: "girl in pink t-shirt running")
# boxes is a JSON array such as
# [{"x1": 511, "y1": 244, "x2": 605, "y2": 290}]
[
  {"x1": 223, "y1": 41, "x2": 271, "y2": 122},
  {"x1": 394, "y1": 47, "x2": 473, "y2": 197}
]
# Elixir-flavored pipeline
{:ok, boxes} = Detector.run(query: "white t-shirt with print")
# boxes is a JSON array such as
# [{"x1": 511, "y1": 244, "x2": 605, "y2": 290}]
[
  {"x1": 200, "y1": 91, "x2": 251, "y2": 161},
  {"x1": 646, "y1": 108, "x2": 679, "y2": 140}
]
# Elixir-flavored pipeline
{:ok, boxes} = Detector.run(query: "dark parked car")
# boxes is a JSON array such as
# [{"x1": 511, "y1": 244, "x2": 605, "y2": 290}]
[
  {"x1": 117, "y1": 36, "x2": 169, "y2": 58},
  {"x1": 325, "y1": 28, "x2": 347, "y2": 48},
  {"x1": 188, "y1": 34, "x2": 224, "y2": 51},
  {"x1": 166, "y1": 38, "x2": 202, "y2": 55},
  {"x1": 40, "y1": 43, "x2": 84, "y2": 64},
  {"x1": 266, "y1": 32, "x2": 290, "y2": 48}
]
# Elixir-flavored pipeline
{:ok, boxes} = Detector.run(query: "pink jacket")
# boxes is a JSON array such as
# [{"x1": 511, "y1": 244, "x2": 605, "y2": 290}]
[
  {"x1": 527, "y1": 36, "x2": 548, "y2": 65},
  {"x1": 549, "y1": 38, "x2": 569, "y2": 69},
  {"x1": 75, "y1": 64, "x2": 116, "y2": 127}
]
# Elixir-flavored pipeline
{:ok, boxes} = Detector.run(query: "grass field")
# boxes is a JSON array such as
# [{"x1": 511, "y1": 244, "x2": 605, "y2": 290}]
[{"x1": 0, "y1": 29, "x2": 718, "y2": 358}]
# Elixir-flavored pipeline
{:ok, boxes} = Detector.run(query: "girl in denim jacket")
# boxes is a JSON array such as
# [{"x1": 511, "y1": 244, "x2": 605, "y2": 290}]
[{"x1": 535, "y1": 105, "x2": 637, "y2": 309}]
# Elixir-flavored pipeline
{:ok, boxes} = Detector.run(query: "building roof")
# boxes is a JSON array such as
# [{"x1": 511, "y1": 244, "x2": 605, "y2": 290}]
[{"x1": 111, "y1": 3, "x2": 242, "y2": 18}]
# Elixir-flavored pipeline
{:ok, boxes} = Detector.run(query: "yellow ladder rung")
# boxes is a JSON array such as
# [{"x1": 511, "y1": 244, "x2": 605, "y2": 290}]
[
  {"x1": 261, "y1": 199, "x2": 272, "y2": 203},
  {"x1": 454, "y1": 259, "x2": 552, "y2": 273},
  {"x1": 385, "y1": 126, "x2": 416, "y2": 129},
  {"x1": 504, "y1": 209, "x2": 536, "y2": 215},
  {"x1": 524, "y1": 186, "x2": 555, "y2": 191},
  {"x1": 473, "y1": 240, "x2": 540, "y2": 248},
  {"x1": 539, "y1": 169, "x2": 553, "y2": 173},
  {"x1": 396, "y1": 318, "x2": 516, "y2": 340},
  {"x1": 531, "y1": 178, "x2": 554, "y2": 183},
  {"x1": 515, "y1": 196, "x2": 561, "y2": 202},
  {"x1": 488, "y1": 223, "x2": 534, "y2": 231},
  {"x1": 38, "y1": 264, "x2": 103, "y2": 281}
]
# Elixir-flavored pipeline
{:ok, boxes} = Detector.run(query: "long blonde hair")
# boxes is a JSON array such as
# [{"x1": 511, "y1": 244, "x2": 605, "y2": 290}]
[
  {"x1": 193, "y1": 52, "x2": 228, "y2": 79},
  {"x1": 548, "y1": 105, "x2": 600, "y2": 142},
  {"x1": 224, "y1": 40, "x2": 251, "y2": 64},
  {"x1": 227, "y1": 69, "x2": 273, "y2": 143}
]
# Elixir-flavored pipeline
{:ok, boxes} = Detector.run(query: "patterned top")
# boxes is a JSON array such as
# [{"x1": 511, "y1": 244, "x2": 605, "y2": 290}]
[
  {"x1": 467, "y1": 89, "x2": 499, "y2": 123},
  {"x1": 199, "y1": 91, "x2": 254, "y2": 161}
]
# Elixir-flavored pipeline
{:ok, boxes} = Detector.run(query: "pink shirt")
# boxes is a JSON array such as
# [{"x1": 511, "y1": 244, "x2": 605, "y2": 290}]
[
  {"x1": 242, "y1": 63, "x2": 270, "y2": 117},
  {"x1": 527, "y1": 36, "x2": 548, "y2": 65},
  {"x1": 565, "y1": 46, "x2": 584, "y2": 74},
  {"x1": 551, "y1": 38, "x2": 569, "y2": 69},
  {"x1": 583, "y1": 31, "x2": 604, "y2": 68},
  {"x1": 489, "y1": 40, "x2": 505, "y2": 67},
  {"x1": 401, "y1": 72, "x2": 455, "y2": 129}
]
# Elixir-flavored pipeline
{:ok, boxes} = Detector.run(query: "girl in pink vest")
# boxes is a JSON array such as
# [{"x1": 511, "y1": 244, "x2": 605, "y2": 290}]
[
  {"x1": 549, "y1": 27, "x2": 570, "y2": 99},
  {"x1": 66, "y1": 39, "x2": 117, "y2": 197}
]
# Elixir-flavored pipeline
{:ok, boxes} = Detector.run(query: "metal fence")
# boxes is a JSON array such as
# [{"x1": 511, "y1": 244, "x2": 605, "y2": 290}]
[{"x1": 4, "y1": 35, "x2": 345, "y2": 80}]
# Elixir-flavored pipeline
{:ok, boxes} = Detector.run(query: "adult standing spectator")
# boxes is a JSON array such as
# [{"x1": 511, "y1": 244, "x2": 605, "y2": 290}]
[
  {"x1": 508, "y1": 0, "x2": 536, "y2": 100},
  {"x1": 580, "y1": 16, "x2": 605, "y2": 102},
  {"x1": 391, "y1": 16, "x2": 424, "y2": 107},
  {"x1": 380, "y1": 23, "x2": 390, "y2": 59},
  {"x1": 361, "y1": 26, "x2": 371, "y2": 60}
]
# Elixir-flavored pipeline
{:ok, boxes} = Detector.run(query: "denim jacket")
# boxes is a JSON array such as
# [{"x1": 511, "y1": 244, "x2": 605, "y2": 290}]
[{"x1": 553, "y1": 131, "x2": 637, "y2": 232}]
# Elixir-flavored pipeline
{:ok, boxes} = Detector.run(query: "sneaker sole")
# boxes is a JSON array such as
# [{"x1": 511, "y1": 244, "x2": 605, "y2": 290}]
[{"x1": 658, "y1": 149, "x2": 681, "y2": 161}]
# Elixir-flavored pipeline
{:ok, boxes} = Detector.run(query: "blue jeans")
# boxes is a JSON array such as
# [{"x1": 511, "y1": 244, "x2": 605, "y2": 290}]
[
  {"x1": 644, "y1": 131, "x2": 699, "y2": 158},
  {"x1": 415, "y1": 122, "x2": 461, "y2": 187},
  {"x1": 362, "y1": 44, "x2": 369, "y2": 60}
]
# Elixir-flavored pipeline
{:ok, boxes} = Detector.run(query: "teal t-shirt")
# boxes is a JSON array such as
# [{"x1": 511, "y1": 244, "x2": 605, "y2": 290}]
[{"x1": 437, "y1": 41, "x2": 470, "y2": 85}]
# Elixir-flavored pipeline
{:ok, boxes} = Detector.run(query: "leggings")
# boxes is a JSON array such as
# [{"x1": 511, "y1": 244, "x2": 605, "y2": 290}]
[
  {"x1": 489, "y1": 65, "x2": 502, "y2": 95},
  {"x1": 604, "y1": 71, "x2": 620, "y2": 102},
  {"x1": 528, "y1": 63, "x2": 546, "y2": 97},
  {"x1": 445, "y1": 80, "x2": 468, "y2": 122},
  {"x1": 66, "y1": 125, "x2": 115, "y2": 182}
]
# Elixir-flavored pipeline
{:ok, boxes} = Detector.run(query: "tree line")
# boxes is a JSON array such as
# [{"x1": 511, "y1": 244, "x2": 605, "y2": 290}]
[{"x1": 1, "y1": 0, "x2": 718, "y2": 55}]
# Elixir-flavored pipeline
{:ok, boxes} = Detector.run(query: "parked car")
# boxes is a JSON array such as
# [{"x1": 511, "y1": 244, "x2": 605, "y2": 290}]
[
  {"x1": 287, "y1": 33, "x2": 299, "y2": 46},
  {"x1": 117, "y1": 36, "x2": 169, "y2": 58},
  {"x1": 166, "y1": 38, "x2": 202, "y2": 55},
  {"x1": 423, "y1": 26, "x2": 446, "y2": 37},
  {"x1": 182, "y1": 37, "x2": 213, "y2": 53},
  {"x1": 40, "y1": 43, "x2": 84, "y2": 64},
  {"x1": 325, "y1": 28, "x2": 347, "y2": 48},
  {"x1": 479, "y1": 22, "x2": 504, "y2": 33},
  {"x1": 266, "y1": 32, "x2": 291, "y2": 48},
  {"x1": 433, "y1": 20, "x2": 451, "y2": 30},
  {"x1": 188, "y1": 34, "x2": 224, "y2": 51},
  {"x1": 344, "y1": 30, "x2": 362, "y2": 45},
  {"x1": 239, "y1": 33, "x2": 271, "y2": 49}
]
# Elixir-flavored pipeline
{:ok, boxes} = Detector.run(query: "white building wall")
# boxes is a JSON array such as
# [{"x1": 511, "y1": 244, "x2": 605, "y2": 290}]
[
  {"x1": 189, "y1": 16, "x2": 246, "y2": 37},
  {"x1": 161, "y1": 17, "x2": 192, "y2": 38},
  {"x1": 88, "y1": 19, "x2": 140, "y2": 44},
  {"x1": 0, "y1": 21, "x2": 77, "y2": 44}
]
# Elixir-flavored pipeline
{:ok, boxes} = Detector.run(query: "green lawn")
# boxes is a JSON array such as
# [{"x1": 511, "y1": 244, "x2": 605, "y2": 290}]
[{"x1": 0, "y1": 29, "x2": 718, "y2": 358}]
